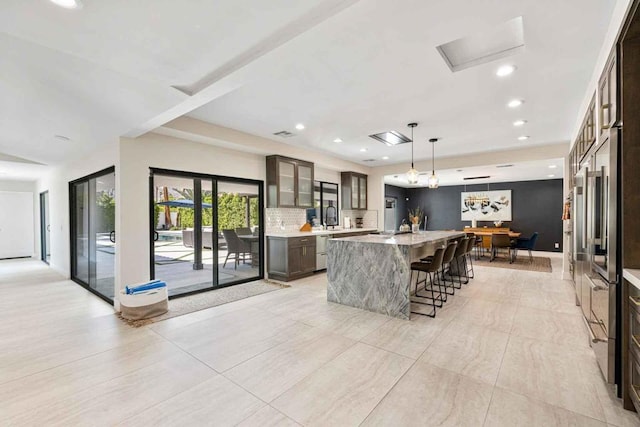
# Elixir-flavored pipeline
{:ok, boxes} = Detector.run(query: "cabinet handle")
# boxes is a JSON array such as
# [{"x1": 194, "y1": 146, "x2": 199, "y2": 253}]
[
  {"x1": 301, "y1": 239, "x2": 308, "y2": 242},
  {"x1": 630, "y1": 296, "x2": 640, "y2": 307},
  {"x1": 600, "y1": 104, "x2": 611, "y2": 129}
]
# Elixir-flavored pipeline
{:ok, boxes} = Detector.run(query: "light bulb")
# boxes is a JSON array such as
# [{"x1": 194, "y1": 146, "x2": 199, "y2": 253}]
[
  {"x1": 406, "y1": 168, "x2": 419, "y2": 185},
  {"x1": 428, "y1": 174, "x2": 439, "y2": 189}
]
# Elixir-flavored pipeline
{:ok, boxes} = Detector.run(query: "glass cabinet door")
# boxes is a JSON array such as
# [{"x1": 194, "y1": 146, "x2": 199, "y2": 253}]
[
  {"x1": 351, "y1": 175, "x2": 359, "y2": 209},
  {"x1": 359, "y1": 176, "x2": 367, "y2": 209},
  {"x1": 297, "y1": 164, "x2": 313, "y2": 207},
  {"x1": 278, "y1": 160, "x2": 296, "y2": 206}
]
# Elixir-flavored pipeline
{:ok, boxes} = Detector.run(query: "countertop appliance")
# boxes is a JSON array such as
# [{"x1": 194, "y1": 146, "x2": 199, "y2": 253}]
[{"x1": 573, "y1": 126, "x2": 620, "y2": 387}]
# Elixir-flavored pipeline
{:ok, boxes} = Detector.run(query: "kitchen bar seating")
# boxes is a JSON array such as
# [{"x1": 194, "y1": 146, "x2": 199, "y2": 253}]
[
  {"x1": 410, "y1": 247, "x2": 446, "y2": 317},
  {"x1": 426, "y1": 241, "x2": 458, "y2": 297}
]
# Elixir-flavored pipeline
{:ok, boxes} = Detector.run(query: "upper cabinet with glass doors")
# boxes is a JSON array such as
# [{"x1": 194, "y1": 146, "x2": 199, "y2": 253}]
[
  {"x1": 598, "y1": 48, "x2": 619, "y2": 137},
  {"x1": 341, "y1": 171, "x2": 368, "y2": 210},
  {"x1": 266, "y1": 155, "x2": 315, "y2": 208}
]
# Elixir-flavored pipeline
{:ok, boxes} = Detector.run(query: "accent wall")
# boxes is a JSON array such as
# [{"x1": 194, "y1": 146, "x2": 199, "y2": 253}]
[{"x1": 388, "y1": 179, "x2": 563, "y2": 252}]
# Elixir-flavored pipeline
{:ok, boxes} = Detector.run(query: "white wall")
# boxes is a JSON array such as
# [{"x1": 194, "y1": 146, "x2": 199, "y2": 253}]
[
  {"x1": 35, "y1": 142, "x2": 118, "y2": 277},
  {"x1": 0, "y1": 180, "x2": 38, "y2": 258}
]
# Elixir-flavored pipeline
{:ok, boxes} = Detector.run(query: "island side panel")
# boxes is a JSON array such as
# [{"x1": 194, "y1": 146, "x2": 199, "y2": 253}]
[{"x1": 326, "y1": 239, "x2": 411, "y2": 320}]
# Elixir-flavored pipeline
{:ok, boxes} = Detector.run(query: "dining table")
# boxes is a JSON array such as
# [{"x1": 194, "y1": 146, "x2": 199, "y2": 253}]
[{"x1": 462, "y1": 228, "x2": 521, "y2": 257}]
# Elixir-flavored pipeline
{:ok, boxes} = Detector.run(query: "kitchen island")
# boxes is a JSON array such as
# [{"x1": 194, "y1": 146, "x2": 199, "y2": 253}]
[{"x1": 326, "y1": 231, "x2": 464, "y2": 320}]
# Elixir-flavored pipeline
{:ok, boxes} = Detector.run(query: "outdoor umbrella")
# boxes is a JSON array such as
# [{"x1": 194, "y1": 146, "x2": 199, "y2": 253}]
[{"x1": 156, "y1": 199, "x2": 213, "y2": 209}]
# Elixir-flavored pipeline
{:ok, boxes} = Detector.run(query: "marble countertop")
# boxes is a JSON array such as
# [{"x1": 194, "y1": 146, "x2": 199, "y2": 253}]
[
  {"x1": 624, "y1": 269, "x2": 640, "y2": 290},
  {"x1": 330, "y1": 230, "x2": 465, "y2": 246},
  {"x1": 266, "y1": 228, "x2": 378, "y2": 238}
]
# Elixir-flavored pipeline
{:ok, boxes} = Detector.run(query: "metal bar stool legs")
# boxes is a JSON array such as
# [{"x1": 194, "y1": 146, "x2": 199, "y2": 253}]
[{"x1": 410, "y1": 247, "x2": 446, "y2": 318}]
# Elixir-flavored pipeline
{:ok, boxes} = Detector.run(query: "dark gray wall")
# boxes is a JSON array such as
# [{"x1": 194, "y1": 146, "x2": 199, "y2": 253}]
[
  {"x1": 400, "y1": 179, "x2": 563, "y2": 252},
  {"x1": 384, "y1": 184, "x2": 408, "y2": 231}
]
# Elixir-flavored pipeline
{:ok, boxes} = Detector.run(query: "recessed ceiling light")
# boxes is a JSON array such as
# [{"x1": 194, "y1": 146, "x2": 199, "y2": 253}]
[
  {"x1": 517, "y1": 135, "x2": 529, "y2": 141},
  {"x1": 548, "y1": 174, "x2": 555, "y2": 178},
  {"x1": 49, "y1": 0, "x2": 83, "y2": 9},
  {"x1": 496, "y1": 65, "x2": 516, "y2": 77},
  {"x1": 359, "y1": 148, "x2": 367, "y2": 152},
  {"x1": 548, "y1": 165, "x2": 557, "y2": 169},
  {"x1": 333, "y1": 138, "x2": 342, "y2": 143},
  {"x1": 513, "y1": 120, "x2": 527, "y2": 126},
  {"x1": 508, "y1": 99, "x2": 523, "y2": 108},
  {"x1": 382, "y1": 156, "x2": 389, "y2": 160},
  {"x1": 295, "y1": 123, "x2": 305, "y2": 130}
]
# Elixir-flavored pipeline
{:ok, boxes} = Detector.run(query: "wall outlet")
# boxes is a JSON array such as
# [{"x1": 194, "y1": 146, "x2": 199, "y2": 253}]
[{"x1": 554, "y1": 242, "x2": 560, "y2": 249}]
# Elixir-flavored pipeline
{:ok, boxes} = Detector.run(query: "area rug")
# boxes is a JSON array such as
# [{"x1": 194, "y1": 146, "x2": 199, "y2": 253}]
[
  {"x1": 117, "y1": 279, "x2": 288, "y2": 327},
  {"x1": 473, "y1": 255, "x2": 552, "y2": 272}
]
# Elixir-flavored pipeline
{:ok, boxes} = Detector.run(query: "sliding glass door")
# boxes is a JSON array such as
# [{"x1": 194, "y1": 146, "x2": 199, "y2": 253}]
[
  {"x1": 70, "y1": 167, "x2": 116, "y2": 303},
  {"x1": 40, "y1": 191, "x2": 50, "y2": 264},
  {"x1": 217, "y1": 180, "x2": 261, "y2": 286},
  {"x1": 150, "y1": 169, "x2": 263, "y2": 298}
]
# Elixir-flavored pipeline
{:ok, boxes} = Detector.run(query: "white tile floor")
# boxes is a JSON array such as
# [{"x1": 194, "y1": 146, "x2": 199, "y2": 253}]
[{"x1": 1, "y1": 256, "x2": 639, "y2": 426}]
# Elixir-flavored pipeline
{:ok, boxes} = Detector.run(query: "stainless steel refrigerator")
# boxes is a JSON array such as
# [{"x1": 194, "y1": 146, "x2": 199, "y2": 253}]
[{"x1": 573, "y1": 126, "x2": 620, "y2": 386}]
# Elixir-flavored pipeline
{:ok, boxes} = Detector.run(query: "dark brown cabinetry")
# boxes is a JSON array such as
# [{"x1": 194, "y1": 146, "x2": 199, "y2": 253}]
[
  {"x1": 266, "y1": 155, "x2": 314, "y2": 208},
  {"x1": 568, "y1": 93, "x2": 596, "y2": 190},
  {"x1": 267, "y1": 235, "x2": 316, "y2": 281},
  {"x1": 599, "y1": 49, "x2": 619, "y2": 137},
  {"x1": 341, "y1": 172, "x2": 367, "y2": 210}
]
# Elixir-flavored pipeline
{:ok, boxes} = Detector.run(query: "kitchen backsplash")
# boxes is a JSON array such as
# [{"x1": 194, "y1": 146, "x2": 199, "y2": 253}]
[
  {"x1": 342, "y1": 210, "x2": 378, "y2": 229},
  {"x1": 266, "y1": 208, "x2": 379, "y2": 232},
  {"x1": 266, "y1": 208, "x2": 307, "y2": 232}
]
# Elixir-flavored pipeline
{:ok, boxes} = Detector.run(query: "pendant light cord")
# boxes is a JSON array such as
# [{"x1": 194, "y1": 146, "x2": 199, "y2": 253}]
[
  {"x1": 408, "y1": 122, "x2": 417, "y2": 169},
  {"x1": 431, "y1": 140, "x2": 435, "y2": 174}
]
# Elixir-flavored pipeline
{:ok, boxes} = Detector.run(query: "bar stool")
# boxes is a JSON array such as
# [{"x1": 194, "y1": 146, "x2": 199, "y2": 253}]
[
  {"x1": 451, "y1": 237, "x2": 470, "y2": 285},
  {"x1": 464, "y1": 236, "x2": 476, "y2": 279},
  {"x1": 410, "y1": 247, "x2": 445, "y2": 317},
  {"x1": 424, "y1": 241, "x2": 458, "y2": 297}
]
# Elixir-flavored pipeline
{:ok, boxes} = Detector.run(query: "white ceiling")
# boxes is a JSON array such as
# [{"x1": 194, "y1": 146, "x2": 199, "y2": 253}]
[
  {"x1": 188, "y1": 0, "x2": 615, "y2": 166},
  {"x1": 384, "y1": 158, "x2": 564, "y2": 188},
  {"x1": 0, "y1": 0, "x2": 352, "y2": 178},
  {"x1": 0, "y1": 0, "x2": 618, "y2": 181}
]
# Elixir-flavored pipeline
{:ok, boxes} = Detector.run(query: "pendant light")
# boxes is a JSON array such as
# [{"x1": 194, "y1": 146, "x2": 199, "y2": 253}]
[
  {"x1": 406, "y1": 123, "x2": 419, "y2": 184},
  {"x1": 428, "y1": 138, "x2": 439, "y2": 189}
]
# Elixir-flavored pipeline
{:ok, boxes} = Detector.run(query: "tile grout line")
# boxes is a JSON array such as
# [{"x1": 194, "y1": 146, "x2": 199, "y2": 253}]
[{"x1": 220, "y1": 328, "x2": 359, "y2": 407}]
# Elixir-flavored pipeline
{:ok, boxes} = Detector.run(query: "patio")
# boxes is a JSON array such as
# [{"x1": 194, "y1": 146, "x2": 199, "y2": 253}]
[{"x1": 154, "y1": 239, "x2": 260, "y2": 296}]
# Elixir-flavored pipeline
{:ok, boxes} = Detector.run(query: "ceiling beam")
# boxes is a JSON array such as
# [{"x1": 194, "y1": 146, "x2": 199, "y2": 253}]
[{"x1": 124, "y1": 0, "x2": 362, "y2": 138}]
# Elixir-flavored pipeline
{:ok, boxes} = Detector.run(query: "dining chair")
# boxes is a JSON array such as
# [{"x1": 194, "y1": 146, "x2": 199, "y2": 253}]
[
  {"x1": 514, "y1": 232, "x2": 539, "y2": 262},
  {"x1": 490, "y1": 233, "x2": 515, "y2": 263}
]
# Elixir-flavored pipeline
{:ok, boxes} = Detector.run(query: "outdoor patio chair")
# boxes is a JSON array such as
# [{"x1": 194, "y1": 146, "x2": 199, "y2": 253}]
[
  {"x1": 182, "y1": 229, "x2": 194, "y2": 248},
  {"x1": 222, "y1": 229, "x2": 251, "y2": 269}
]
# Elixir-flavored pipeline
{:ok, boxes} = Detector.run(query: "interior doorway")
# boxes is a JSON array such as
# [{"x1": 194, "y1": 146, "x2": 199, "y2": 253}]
[{"x1": 39, "y1": 191, "x2": 50, "y2": 264}]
